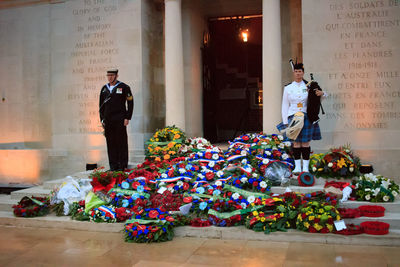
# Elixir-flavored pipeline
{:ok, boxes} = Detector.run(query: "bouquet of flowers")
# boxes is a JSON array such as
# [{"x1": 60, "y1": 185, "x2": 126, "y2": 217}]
[
  {"x1": 145, "y1": 126, "x2": 186, "y2": 161},
  {"x1": 149, "y1": 190, "x2": 183, "y2": 211},
  {"x1": 124, "y1": 219, "x2": 175, "y2": 243},
  {"x1": 224, "y1": 164, "x2": 271, "y2": 193},
  {"x1": 296, "y1": 201, "x2": 340, "y2": 233},
  {"x1": 89, "y1": 205, "x2": 117, "y2": 223},
  {"x1": 179, "y1": 137, "x2": 217, "y2": 154},
  {"x1": 124, "y1": 208, "x2": 175, "y2": 243},
  {"x1": 354, "y1": 173, "x2": 399, "y2": 202},
  {"x1": 310, "y1": 145, "x2": 361, "y2": 178},
  {"x1": 13, "y1": 196, "x2": 50, "y2": 217},
  {"x1": 89, "y1": 170, "x2": 127, "y2": 193},
  {"x1": 69, "y1": 200, "x2": 90, "y2": 221}
]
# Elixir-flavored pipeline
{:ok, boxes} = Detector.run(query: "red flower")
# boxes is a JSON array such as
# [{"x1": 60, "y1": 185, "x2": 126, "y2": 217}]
[
  {"x1": 206, "y1": 172, "x2": 214, "y2": 180},
  {"x1": 242, "y1": 135, "x2": 249, "y2": 141},
  {"x1": 214, "y1": 165, "x2": 221, "y2": 170},
  {"x1": 132, "y1": 182, "x2": 140, "y2": 189},
  {"x1": 182, "y1": 182, "x2": 189, "y2": 191},
  {"x1": 320, "y1": 227, "x2": 330, "y2": 233},
  {"x1": 205, "y1": 152, "x2": 212, "y2": 159},
  {"x1": 308, "y1": 227, "x2": 317, "y2": 233},
  {"x1": 149, "y1": 210, "x2": 159, "y2": 218},
  {"x1": 183, "y1": 197, "x2": 193, "y2": 203},
  {"x1": 165, "y1": 216, "x2": 175, "y2": 222},
  {"x1": 132, "y1": 230, "x2": 138, "y2": 236},
  {"x1": 235, "y1": 180, "x2": 241, "y2": 185},
  {"x1": 272, "y1": 150, "x2": 282, "y2": 158},
  {"x1": 252, "y1": 181, "x2": 258, "y2": 187},
  {"x1": 314, "y1": 218, "x2": 320, "y2": 223},
  {"x1": 301, "y1": 213, "x2": 307, "y2": 219},
  {"x1": 327, "y1": 218, "x2": 334, "y2": 224}
]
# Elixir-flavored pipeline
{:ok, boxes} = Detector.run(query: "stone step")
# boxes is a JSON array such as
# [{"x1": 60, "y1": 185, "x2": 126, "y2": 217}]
[
  {"x1": 339, "y1": 200, "x2": 400, "y2": 213},
  {"x1": 270, "y1": 184, "x2": 325, "y2": 194},
  {"x1": 0, "y1": 211, "x2": 122, "y2": 232},
  {"x1": 344, "y1": 213, "x2": 400, "y2": 229},
  {"x1": 10, "y1": 185, "x2": 51, "y2": 200},
  {"x1": 0, "y1": 211, "x2": 399, "y2": 246},
  {"x1": 0, "y1": 194, "x2": 17, "y2": 212}
]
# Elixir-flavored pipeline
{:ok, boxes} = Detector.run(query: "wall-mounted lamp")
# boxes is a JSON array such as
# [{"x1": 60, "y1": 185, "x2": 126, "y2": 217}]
[{"x1": 240, "y1": 29, "x2": 249, "y2": 42}]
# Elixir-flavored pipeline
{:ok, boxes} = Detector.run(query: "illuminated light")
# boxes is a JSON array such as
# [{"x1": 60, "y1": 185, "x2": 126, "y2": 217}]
[
  {"x1": 87, "y1": 150, "x2": 102, "y2": 163},
  {"x1": 87, "y1": 134, "x2": 105, "y2": 147},
  {"x1": 240, "y1": 29, "x2": 249, "y2": 42},
  {"x1": 0, "y1": 150, "x2": 41, "y2": 184}
]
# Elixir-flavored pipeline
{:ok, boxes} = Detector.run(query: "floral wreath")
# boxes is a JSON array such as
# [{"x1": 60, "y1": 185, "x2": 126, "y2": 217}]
[
  {"x1": 13, "y1": 196, "x2": 50, "y2": 217},
  {"x1": 145, "y1": 125, "x2": 186, "y2": 161}
]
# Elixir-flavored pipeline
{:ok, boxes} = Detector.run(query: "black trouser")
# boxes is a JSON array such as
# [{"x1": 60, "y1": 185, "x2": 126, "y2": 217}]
[{"x1": 104, "y1": 120, "x2": 128, "y2": 171}]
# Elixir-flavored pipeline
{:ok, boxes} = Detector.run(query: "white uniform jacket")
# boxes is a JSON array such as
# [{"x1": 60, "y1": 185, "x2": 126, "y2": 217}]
[{"x1": 281, "y1": 81, "x2": 308, "y2": 124}]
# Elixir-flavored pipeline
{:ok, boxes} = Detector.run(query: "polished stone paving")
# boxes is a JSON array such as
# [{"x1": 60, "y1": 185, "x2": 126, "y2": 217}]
[{"x1": 0, "y1": 225, "x2": 399, "y2": 267}]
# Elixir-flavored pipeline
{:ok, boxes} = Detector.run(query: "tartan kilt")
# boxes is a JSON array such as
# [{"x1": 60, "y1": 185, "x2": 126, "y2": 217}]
[{"x1": 288, "y1": 113, "x2": 321, "y2": 142}]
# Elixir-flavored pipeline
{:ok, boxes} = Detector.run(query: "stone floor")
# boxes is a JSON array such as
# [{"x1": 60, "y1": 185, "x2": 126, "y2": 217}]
[{"x1": 0, "y1": 226, "x2": 399, "y2": 267}]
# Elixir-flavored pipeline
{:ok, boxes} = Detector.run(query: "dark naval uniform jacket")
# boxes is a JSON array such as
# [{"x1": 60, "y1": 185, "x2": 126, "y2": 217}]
[{"x1": 99, "y1": 81, "x2": 134, "y2": 124}]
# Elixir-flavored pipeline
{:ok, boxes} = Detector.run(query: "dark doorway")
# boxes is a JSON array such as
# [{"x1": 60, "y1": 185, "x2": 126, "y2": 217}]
[{"x1": 203, "y1": 16, "x2": 262, "y2": 142}]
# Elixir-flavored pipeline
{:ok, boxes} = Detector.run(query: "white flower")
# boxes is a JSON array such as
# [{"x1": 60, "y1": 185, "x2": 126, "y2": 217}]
[
  {"x1": 177, "y1": 180, "x2": 183, "y2": 186},
  {"x1": 208, "y1": 161, "x2": 215, "y2": 168},
  {"x1": 159, "y1": 182, "x2": 165, "y2": 186},
  {"x1": 240, "y1": 177, "x2": 248, "y2": 183},
  {"x1": 212, "y1": 153, "x2": 219, "y2": 160},
  {"x1": 365, "y1": 194, "x2": 371, "y2": 201},
  {"x1": 216, "y1": 171, "x2": 224, "y2": 177},
  {"x1": 278, "y1": 135, "x2": 283, "y2": 140},
  {"x1": 157, "y1": 187, "x2": 167, "y2": 194},
  {"x1": 161, "y1": 173, "x2": 168, "y2": 178},
  {"x1": 392, "y1": 191, "x2": 398, "y2": 197},
  {"x1": 241, "y1": 202, "x2": 247, "y2": 209},
  {"x1": 282, "y1": 153, "x2": 288, "y2": 160},
  {"x1": 198, "y1": 144, "x2": 205, "y2": 149},
  {"x1": 198, "y1": 173, "x2": 205, "y2": 179},
  {"x1": 247, "y1": 195, "x2": 255, "y2": 203},
  {"x1": 349, "y1": 167, "x2": 354, "y2": 172},
  {"x1": 197, "y1": 152, "x2": 203, "y2": 157},
  {"x1": 355, "y1": 183, "x2": 359, "y2": 189},
  {"x1": 278, "y1": 143, "x2": 284, "y2": 149},
  {"x1": 328, "y1": 163, "x2": 333, "y2": 168},
  {"x1": 265, "y1": 151, "x2": 271, "y2": 156},
  {"x1": 262, "y1": 159, "x2": 270, "y2": 165},
  {"x1": 181, "y1": 146, "x2": 188, "y2": 153},
  {"x1": 167, "y1": 187, "x2": 175, "y2": 193},
  {"x1": 212, "y1": 147, "x2": 220, "y2": 152},
  {"x1": 381, "y1": 180, "x2": 390, "y2": 189},
  {"x1": 373, "y1": 188, "x2": 380, "y2": 196},
  {"x1": 383, "y1": 195, "x2": 390, "y2": 202},
  {"x1": 241, "y1": 159, "x2": 248, "y2": 164},
  {"x1": 179, "y1": 168, "x2": 186, "y2": 174},
  {"x1": 215, "y1": 180, "x2": 222, "y2": 186},
  {"x1": 260, "y1": 181, "x2": 268, "y2": 188},
  {"x1": 241, "y1": 150, "x2": 247, "y2": 156},
  {"x1": 252, "y1": 173, "x2": 258, "y2": 178},
  {"x1": 365, "y1": 188, "x2": 371, "y2": 191},
  {"x1": 232, "y1": 192, "x2": 240, "y2": 200},
  {"x1": 284, "y1": 141, "x2": 291, "y2": 147},
  {"x1": 312, "y1": 167, "x2": 317, "y2": 172}
]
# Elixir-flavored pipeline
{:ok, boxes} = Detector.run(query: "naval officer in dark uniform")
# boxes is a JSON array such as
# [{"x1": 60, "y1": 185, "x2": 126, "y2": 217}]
[{"x1": 99, "y1": 68, "x2": 134, "y2": 171}]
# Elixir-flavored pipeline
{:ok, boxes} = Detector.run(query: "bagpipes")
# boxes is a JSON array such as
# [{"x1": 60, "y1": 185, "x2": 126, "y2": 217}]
[
  {"x1": 306, "y1": 73, "x2": 325, "y2": 124},
  {"x1": 289, "y1": 59, "x2": 325, "y2": 124}
]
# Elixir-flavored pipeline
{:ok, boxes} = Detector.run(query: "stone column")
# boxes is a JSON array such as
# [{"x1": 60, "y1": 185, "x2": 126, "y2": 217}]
[
  {"x1": 262, "y1": 0, "x2": 282, "y2": 133},
  {"x1": 164, "y1": 0, "x2": 185, "y2": 130}
]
